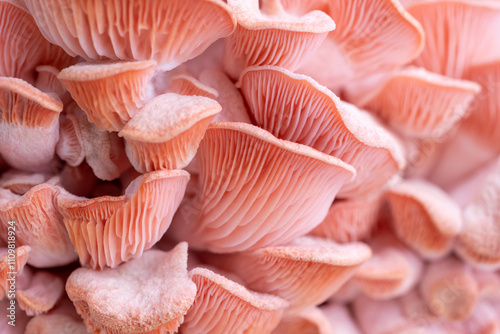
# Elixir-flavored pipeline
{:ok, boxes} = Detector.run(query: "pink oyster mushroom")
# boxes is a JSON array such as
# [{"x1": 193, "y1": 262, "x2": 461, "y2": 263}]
[{"x1": 1, "y1": 0, "x2": 500, "y2": 332}]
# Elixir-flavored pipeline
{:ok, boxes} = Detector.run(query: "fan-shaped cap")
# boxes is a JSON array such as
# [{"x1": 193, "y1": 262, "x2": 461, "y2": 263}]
[
  {"x1": 182, "y1": 266, "x2": 288, "y2": 334},
  {"x1": 0, "y1": 0, "x2": 74, "y2": 83},
  {"x1": 297, "y1": 0, "x2": 424, "y2": 90},
  {"x1": 0, "y1": 245, "x2": 30, "y2": 299},
  {"x1": 272, "y1": 307, "x2": 334, "y2": 334},
  {"x1": 171, "y1": 122, "x2": 355, "y2": 253},
  {"x1": 26, "y1": 314, "x2": 88, "y2": 334},
  {"x1": 0, "y1": 77, "x2": 63, "y2": 172},
  {"x1": 59, "y1": 60, "x2": 156, "y2": 131},
  {"x1": 170, "y1": 74, "x2": 218, "y2": 99},
  {"x1": 321, "y1": 304, "x2": 362, "y2": 334},
  {"x1": 238, "y1": 66, "x2": 405, "y2": 197},
  {"x1": 0, "y1": 184, "x2": 77, "y2": 268},
  {"x1": 386, "y1": 179, "x2": 462, "y2": 259},
  {"x1": 24, "y1": 0, "x2": 235, "y2": 70},
  {"x1": 461, "y1": 60, "x2": 500, "y2": 152},
  {"x1": 17, "y1": 270, "x2": 65, "y2": 316},
  {"x1": 408, "y1": 0, "x2": 500, "y2": 79},
  {"x1": 35, "y1": 65, "x2": 67, "y2": 99},
  {"x1": 57, "y1": 169, "x2": 189, "y2": 269},
  {"x1": 66, "y1": 244, "x2": 196, "y2": 334},
  {"x1": 354, "y1": 233, "x2": 423, "y2": 300},
  {"x1": 455, "y1": 157, "x2": 500, "y2": 270},
  {"x1": 199, "y1": 68, "x2": 252, "y2": 123},
  {"x1": 0, "y1": 170, "x2": 55, "y2": 195},
  {"x1": 310, "y1": 193, "x2": 382, "y2": 243},
  {"x1": 119, "y1": 93, "x2": 221, "y2": 172},
  {"x1": 360, "y1": 67, "x2": 481, "y2": 138},
  {"x1": 420, "y1": 257, "x2": 478, "y2": 321},
  {"x1": 206, "y1": 236, "x2": 371, "y2": 313},
  {"x1": 223, "y1": 0, "x2": 335, "y2": 79}
]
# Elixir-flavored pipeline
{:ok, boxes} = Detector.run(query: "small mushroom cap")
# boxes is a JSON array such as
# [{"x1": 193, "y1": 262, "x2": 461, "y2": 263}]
[
  {"x1": 17, "y1": 270, "x2": 65, "y2": 316},
  {"x1": 238, "y1": 65, "x2": 405, "y2": 197},
  {"x1": 0, "y1": 77, "x2": 63, "y2": 172},
  {"x1": 354, "y1": 233, "x2": 423, "y2": 300},
  {"x1": 408, "y1": 0, "x2": 500, "y2": 78},
  {"x1": 321, "y1": 304, "x2": 362, "y2": 334},
  {"x1": 170, "y1": 74, "x2": 218, "y2": 99},
  {"x1": 182, "y1": 266, "x2": 288, "y2": 334},
  {"x1": 387, "y1": 179, "x2": 463, "y2": 259},
  {"x1": 57, "y1": 169, "x2": 189, "y2": 269},
  {"x1": 297, "y1": 0, "x2": 424, "y2": 90},
  {"x1": 0, "y1": 170, "x2": 55, "y2": 195},
  {"x1": 25, "y1": 0, "x2": 236, "y2": 70},
  {"x1": 25, "y1": 314, "x2": 88, "y2": 334},
  {"x1": 420, "y1": 257, "x2": 479, "y2": 321},
  {"x1": 272, "y1": 307, "x2": 334, "y2": 334},
  {"x1": 360, "y1": 67, "x2": 481, "y2": 138},
  {"x1": 34, "y1": 65, "x2": 67, "y2": 99},
  {"x1": 310, "y1": 193, "x2": 382, "y2": 243},
  {"x1": 223, "y1": 0, "x2": 335, "y2": 78},
  {"x1": 56, "y1": 113, "x2": 85, "y2": 167},
  {"x1": 171, "y1": 122, "x2": 356, "y2": 253},
  {"x1": 0, "y1": 184, "x2": 77, "y2": 268},
  {"x1": 59, "y1": 60, "x2": 156, "y2": 131},
  {"x1": 205, "y1": 236, "x2": 371, "y2": 313},
  {"x1": 66, "y1": 244, "x2": 197, "y2": 334}
]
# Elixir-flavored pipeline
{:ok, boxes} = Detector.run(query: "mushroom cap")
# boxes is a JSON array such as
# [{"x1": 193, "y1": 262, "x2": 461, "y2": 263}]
[
  {"x1": 297, "y1": 0, "x2": 424, "y2": 90},
  {"x1": 408, "y1": 0, "x2": 500, "y2": 78},
  {"x1": 171, "y1": 122, "x2": 356, "y2": 253},
  {"x1": 34, "y1": 65, "x2": 67, "y2": 98},
  {"x1": 119, "y1": 93, "x2": 221, "y2": 172},
  {"x1": 238, "y1": 65, "x2": 405, "y2": 197},
  {"x1": 25, "y1": 314, "x2": 88, "y2": 334},
  {"x1": 0, "y1": 245, "x2": 30, "y2": 299},
  {"x1": 56, "y1": 113, "x2": 85, "y2": 167},
  {"x1": 0, "y1": 184, "x2": 77, "y2": 268},
  {"x1": 223, "y1": 0, "x2": 335, "y2": 78},
  {"x1": 0, "y1": 170, "x2": 55, "y2": 195},
  {"x1": 24, "y1": 0, "x2": 236, "y2": 70},
  {"x1": 206, "y1": 236, "x2": 371, "y2": 313},
  {"x1": 182, "y1": 266, "x2": 288, "y2": 334},
  {"x1": 360, "y1": 67, "x2": 481, "y2": 138},
  {"x1": 57, "y1": 169, "x2": 189, "y2": 269},
  {"x1": 0, "y1": 77, "x2": 63, "y2": 172},
  {"x1": 66, "y1": 244, "x2": 197, "y2": 334},
  {"x1": 272, "y1": 306, "x2": 335, "y2": 334},
  {"x1": 59, "y1": 60, "x2": 156, "y2": 131},
  {"x1": 169, "y1": 74, "x2": 218, "y2": 99},
  {"x1": 310, "y1": 193, "x2": 382, "y2": 243},
  {"x1": 387, "y1": 179, "x2": 463, "y2": 259},
  {"x1": 17, "y1": 270, "x2": 65, "y2": 316},
  {"x1": 354, "y1": 233, "x2": 423, "y2": 300},
  {"x1": 321, "y1": 304, "x2": 362, "y2": 334},
  {"x1": 420, "y1": 257, "x2": 479, "y2": 321},
  {"x1": 455, "y1": 157, "x2": 500, "y2": 270}
]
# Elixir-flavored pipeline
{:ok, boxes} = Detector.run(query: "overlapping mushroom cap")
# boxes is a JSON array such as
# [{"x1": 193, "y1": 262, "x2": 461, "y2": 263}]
[
  {"x1": 66, "y1": 243, "x2": 197, "y2": 334},
  {"x1": 57, "y1": 169, "x2": 189, "y2": 269},
  {"x1": 238, "y1": 66, "x2": 405, "y2": 197},
  {"x1": 172, "y1": 122, "x2": 356, "y2": 252},
  {"x1": 24, "y1": 0, "x2": 236, "y2": 70}
]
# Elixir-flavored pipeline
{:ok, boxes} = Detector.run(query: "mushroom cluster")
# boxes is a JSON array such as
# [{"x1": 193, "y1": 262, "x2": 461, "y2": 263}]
[{"x1": 1, "y1": 0, "x2": 500, "y2": 333}]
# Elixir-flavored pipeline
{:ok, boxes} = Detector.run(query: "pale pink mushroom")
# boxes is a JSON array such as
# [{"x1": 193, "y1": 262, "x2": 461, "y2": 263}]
[
  {"x1": 25, "y1": 314, "x2": 88, "y2": 334},
  {"x1": 182, "y1": 266, "x2": 288, "y2": 334},
  {"x1": 0, "y1": 184, "x2": 77, "y2": 267},
  {"x1": 354, "y1": 232, "x2": 423, "y2": 300},
  {"x1": 0, "y1": 169, "x2": 55, "y2": 194},
  {"x1": 386, "y1": 179, "x2": 463, "y2": 259},
  {"x1": 310, "y1": 193, "x2": 382, "y2": 243},
  {"x1": 408, "y1": 0, "x2": 500, "y2": 79},
  {"x1": 204, "y1": 236, "x2": 371, "y2": 313},
  {"x1": 223, "y1": 0, "x2": 335, "y2": 79},
  {"x1": 420, "y1": 257, "x2": 479, "y2": 321},
  {"x1": 0, "y1": 0, "x2": 75, "y2": 83},
  {"x1": 24, "y1": 0, "x2": 236, "y2": 70},
  {"x1": 56, "y1": 113, "x2": 85, "y2": 167},
  {"x1": 118, "y1": 93, "x2": 221, "y2": 173},
  {"x1": 34, "y1": 65, "x2": 69, "y2": 102},
  {"x1": 66, "y1": 244, "x2": 197, "y2": 334},
  {"x1": 238, "y1": 66, "x2": 405, "y2": 197},
  {"x1": 169, "y1": 74, "x2": 218, "y2": 99},
  {"x1": 272, "y1": 307, "x2": 334, "y2": 334},
  {"x1": 57, "y1": 169, "x2": 189, "y2": 269},
  {"x1": 16, "y1": 269, "x2": 65, "y2": 316},
  {"x1": 59, "y1": 60, "x2": 156, "y2": 131},
  {"x1": 0, "y1": 77, "x2": 63, "y2": 172},
  {"x1": 320, "y1": 304, "x2": 362, "y2": 334},
  {"x1": 359, "y1": 67, "x2": 481, "y2": 138},
  {"x1": 455, "y1": 157, "x2": 500, "y2": 270},
  {"x1": 171, "y1": 122, "x2": 356, "y2": 253},
  {"x1": 294, "y1": 0, "x2": 424, "y2": 91}
]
